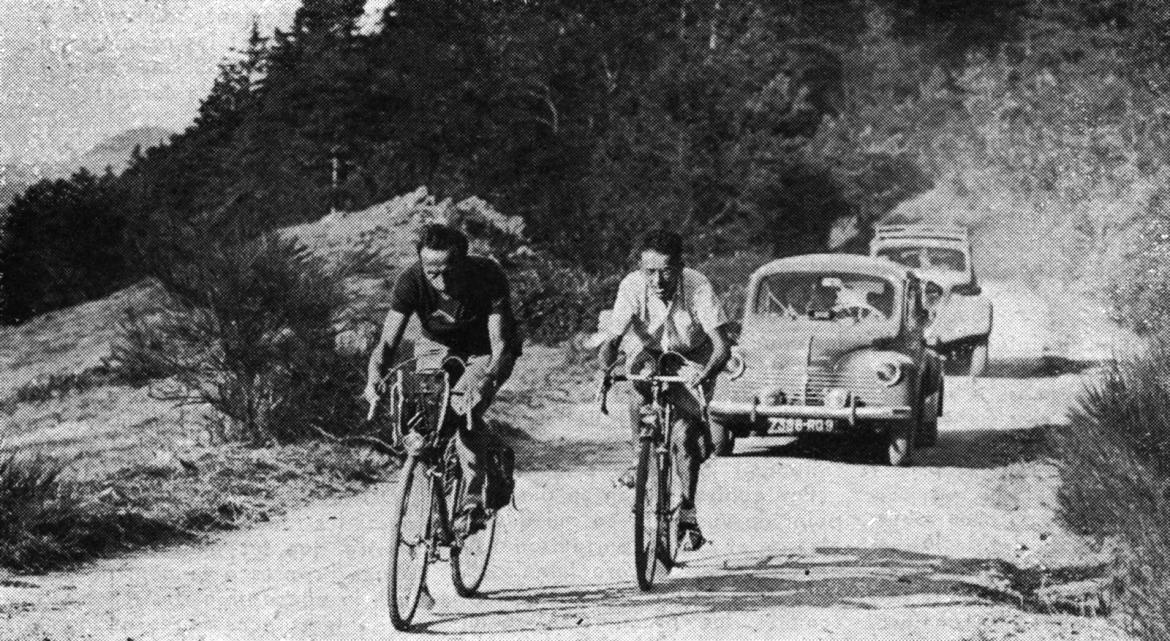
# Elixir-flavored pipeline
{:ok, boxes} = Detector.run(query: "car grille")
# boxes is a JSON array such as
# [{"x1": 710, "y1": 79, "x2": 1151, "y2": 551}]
[{"x1": 734, "y1": 367, "x2": 888, "y2": 406}]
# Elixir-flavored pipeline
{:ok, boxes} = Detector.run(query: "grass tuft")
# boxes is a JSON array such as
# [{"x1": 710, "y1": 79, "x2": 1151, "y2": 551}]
[
  {"x1": 0, "y1": 454, "x2": 183, "y2": 573},
  {"x1": 1054, "y1": 345, "x2": 1170, "y2": 638}
]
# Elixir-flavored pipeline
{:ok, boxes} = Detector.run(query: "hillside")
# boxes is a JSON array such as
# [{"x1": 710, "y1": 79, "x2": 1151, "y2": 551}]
[
  {"x1": 0, "y1": 186, "x2": 584, "y2": 474},
  {"x1": 73, "y1": 127, "x2": 174, "y2": 175}
]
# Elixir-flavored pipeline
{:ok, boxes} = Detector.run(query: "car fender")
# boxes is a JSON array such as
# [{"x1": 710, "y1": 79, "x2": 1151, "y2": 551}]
[
  {"x1": 926, "y1": 294, "x2": 993, "y2": 345},
  {"x1": 835, "y1": 349, "x2": 918, "y2": 407}
]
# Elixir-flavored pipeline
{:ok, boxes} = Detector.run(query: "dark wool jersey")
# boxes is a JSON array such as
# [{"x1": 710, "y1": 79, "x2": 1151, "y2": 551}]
[{"x1": 389, "y1": 255, "x2": 513, "y2": 356}]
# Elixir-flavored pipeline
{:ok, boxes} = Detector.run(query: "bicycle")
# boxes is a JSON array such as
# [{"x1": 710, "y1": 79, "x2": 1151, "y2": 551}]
[
  {"x1": 371, "y1": 352, "x2": 498, "y2": 631},
  {"x1": 599, "y1": 351, "x2": 707, "y2": 591}
]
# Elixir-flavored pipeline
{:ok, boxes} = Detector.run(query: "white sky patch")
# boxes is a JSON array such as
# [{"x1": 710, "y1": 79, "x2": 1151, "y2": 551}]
[{"x1": 0, "y1": 0, "x2": 393, "y2": 163}]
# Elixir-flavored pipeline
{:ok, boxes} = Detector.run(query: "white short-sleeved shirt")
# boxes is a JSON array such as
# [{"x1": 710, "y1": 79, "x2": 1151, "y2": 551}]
[{"x1": 607, "y1": 267, "x2": 727, "y2": 359}]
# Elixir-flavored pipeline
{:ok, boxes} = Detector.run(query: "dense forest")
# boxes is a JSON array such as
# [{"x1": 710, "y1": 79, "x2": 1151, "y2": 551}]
[{"x1": 4, "y1": 0, "x2": 1170, "y2": 324}]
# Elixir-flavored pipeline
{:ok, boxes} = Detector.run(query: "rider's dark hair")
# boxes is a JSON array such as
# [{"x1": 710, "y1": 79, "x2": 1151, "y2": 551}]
[
  {"x1": 416, "y1": 223, "x2": 469, "y2": 256},
  {"x1": 640, "y1": 228, "x2": 684, "y2": 265}
]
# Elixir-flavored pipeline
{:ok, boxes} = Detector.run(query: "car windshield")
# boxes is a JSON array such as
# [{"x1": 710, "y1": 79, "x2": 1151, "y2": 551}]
[
  {"x1": 754, "y1": 272, "x2": 898, "y2": 323},
  {"x1": 877, "y1": 246, "x2": 966, "y2": 272}
]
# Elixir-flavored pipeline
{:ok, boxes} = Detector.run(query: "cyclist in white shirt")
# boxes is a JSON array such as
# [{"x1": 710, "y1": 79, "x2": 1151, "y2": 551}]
[{"x1": 597, "y1": 229, "x2": 731, "y2": 551}]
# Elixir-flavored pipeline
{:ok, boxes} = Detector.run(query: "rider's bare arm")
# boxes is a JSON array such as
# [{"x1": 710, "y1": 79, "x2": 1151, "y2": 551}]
[
  {"x1": 599, "y1": 275, "x2": 640, "y2": 372},
  {"x1": 699, "y1": 324, "x2": 732, "y2": 384},
  {"x1": 366, "y1": 309, "x2": 409, "y2": 394},
  {"x1": 485, "y1": 310, "x2": 520, "y2": 387},
  {"x1": 693, "y1": 276, "x2": 731, "y2": 384}
]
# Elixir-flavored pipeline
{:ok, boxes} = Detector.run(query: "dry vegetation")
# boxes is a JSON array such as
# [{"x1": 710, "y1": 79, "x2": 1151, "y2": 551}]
[
  {"x1": 0, "y1": 194, "x2": 601, "y2": 573},
  {"x1": 1054, "y1": 348, "x2": 1170, "y2": 639}
]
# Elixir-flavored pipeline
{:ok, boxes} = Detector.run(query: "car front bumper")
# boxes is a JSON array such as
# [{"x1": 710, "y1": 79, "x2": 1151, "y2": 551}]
[{"x1": 709, "y1": 400, "x2": 912, "y2": 426}]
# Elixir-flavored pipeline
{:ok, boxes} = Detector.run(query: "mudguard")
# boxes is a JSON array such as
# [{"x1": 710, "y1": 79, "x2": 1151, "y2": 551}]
[{"x1": 926, "y1": 294, "x2": 993, "y2": 345}]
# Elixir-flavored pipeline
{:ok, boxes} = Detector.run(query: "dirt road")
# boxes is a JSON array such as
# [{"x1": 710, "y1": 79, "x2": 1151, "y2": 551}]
[
  {"x1": 0, "y1": 281, "x2": 1138, "y2": 640},
  {"x1": 0, "y1": 372, "x2": 1129, "y2": 641}
]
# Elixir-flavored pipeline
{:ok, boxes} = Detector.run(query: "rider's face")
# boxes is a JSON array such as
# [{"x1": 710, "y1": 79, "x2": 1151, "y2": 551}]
[
  {"x1": 640, "y1": 250, "x2": 681, "y2": 302},
  {"x1": 420, "y1": 247, "x2": 461, "y2": 295}
]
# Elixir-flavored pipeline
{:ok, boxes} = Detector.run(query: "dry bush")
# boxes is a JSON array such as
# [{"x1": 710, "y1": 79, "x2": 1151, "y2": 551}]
[
  {"x1": 111, "y1": 229, "x2": 367, "y2": 444},
  {"x1": 0, "y1": 453, "x2": 179, "y2": 573},
  {"x1": 1055, "y1": 346, "x2": 1170, "y2": 639}
]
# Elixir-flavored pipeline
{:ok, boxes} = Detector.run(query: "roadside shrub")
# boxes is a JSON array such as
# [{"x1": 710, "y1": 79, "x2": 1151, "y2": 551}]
[
  {"x1": 0, "y1": 454, "x2": 178, "y2": 573},
  {"x1": 1054, "y1": 346, "x2": 1170, "y2": 638},
  {"x1": 111, "y1": 224, "x2": 365, "y2": 444}
]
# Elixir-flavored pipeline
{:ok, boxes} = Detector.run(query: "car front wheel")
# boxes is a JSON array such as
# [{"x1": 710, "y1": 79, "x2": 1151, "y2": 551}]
[
  {"x1": 884, "y1": 392, "x2": 920, "y2": 466},
  {"x1": 886, "y1": 419, "x2": 915, "y2": 466}
]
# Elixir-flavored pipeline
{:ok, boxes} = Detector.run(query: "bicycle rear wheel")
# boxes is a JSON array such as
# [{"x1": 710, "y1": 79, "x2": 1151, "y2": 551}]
[
  {"x1": 633, "y1": 438, "x2": 665, "y2": 591},
  {"x1": 448, "y1": 443, "x2": 497, "y2": 596},
  {"x1": 387, "y1": 455, "x2": 434, "y2": 631}
]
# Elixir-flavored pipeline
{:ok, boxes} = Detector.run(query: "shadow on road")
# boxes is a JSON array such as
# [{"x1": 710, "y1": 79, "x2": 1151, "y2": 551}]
[
  {"x1": 729, "y1": 424, "x2": 1054, "y2": 470},
  {"x1": 914, "y1": 425, "x2": 1052, "y2": 469},
  {"x1": 413, "y1": 547, "x2": 1106, "y2": 635},
  {"x1": 978, "y1": 357, "x2": 1099, "y2": 379}
]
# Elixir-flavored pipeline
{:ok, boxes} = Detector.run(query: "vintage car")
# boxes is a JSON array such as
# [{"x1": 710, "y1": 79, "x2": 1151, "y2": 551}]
[
  {"x1": 869, "y1": 224, "x2": 993, "y2": 376},
  {"x1": 708, "y1": 254, "x2": 944, "y2": 466}
]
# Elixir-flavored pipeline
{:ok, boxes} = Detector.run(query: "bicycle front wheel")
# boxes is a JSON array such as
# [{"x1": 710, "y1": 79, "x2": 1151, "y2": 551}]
[
  {"x1": 448, "y1": 444, "x2": 497, "y2": 597},
  {"x1": 633, "y1": 438, "x2": 664, "y2": 591},
  {"x1": 658, "y1": 445, "x2": 680, "y2": 568},
  {"x1": 387, "y1": 455, "x2": 434, "y2": 631}
]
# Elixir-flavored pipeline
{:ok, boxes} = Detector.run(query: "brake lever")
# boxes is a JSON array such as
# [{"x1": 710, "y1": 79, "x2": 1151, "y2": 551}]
[{"x1": 598, "y1": 375, "x2": 613, "y2": 416}]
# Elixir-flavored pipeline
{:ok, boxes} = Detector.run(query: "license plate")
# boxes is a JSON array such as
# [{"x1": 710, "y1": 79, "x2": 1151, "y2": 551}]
[{"x1": 767, "y1": 417, "x2": 838, "y2": 434}]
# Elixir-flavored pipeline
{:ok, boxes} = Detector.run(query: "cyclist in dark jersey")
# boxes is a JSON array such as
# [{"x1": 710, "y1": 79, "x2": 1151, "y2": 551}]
[{"x1": 364, "y1": 224, "x2": 521, "y2": 533}]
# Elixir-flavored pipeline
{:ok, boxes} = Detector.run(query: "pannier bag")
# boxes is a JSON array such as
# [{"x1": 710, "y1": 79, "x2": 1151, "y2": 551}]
[{"x1": 484, "y1": 444, "x2": 515, "y2": 511}]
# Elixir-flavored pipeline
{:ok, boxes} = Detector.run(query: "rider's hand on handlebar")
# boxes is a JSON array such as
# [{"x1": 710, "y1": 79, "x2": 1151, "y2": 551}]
[
  {"x1": 681, "y1": 363, "x2": 707, "y2": 390},
  {"x1": 362, "y1": 381, "x2": 381, "y2": 419}
]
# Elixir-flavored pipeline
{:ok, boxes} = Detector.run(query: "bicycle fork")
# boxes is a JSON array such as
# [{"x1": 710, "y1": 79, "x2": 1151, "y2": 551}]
[
  {"x1": 641, "y1": 402, "x2": 677, "y2": 569},
  {"x1": 426, "y1": 464, "x2": 457, "y2": 560}
]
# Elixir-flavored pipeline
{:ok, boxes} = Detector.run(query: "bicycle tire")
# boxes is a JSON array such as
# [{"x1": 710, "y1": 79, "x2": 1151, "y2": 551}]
[
  {"x1": 658, "y1": 404, "x2": 680, "y2": 568},
  {"x1": 633, "y1": 438, "x2": 662, "y2": 591},
  {"x1": 658, "y1": 446, "x2": 680, "y2": 568},
  {"x1": 387, "y1": 455, "x2": 434, "y2": 631},
  {"x1": 448, "y1": 443, "x2": 497, "y2": 596}
]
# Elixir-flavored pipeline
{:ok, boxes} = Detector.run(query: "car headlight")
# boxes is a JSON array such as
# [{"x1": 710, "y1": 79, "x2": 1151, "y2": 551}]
[
  {"x1": 875, "y1": 361, "x2": 903, "y2": 387},
  {"x1": 825, "y1": 388, "x2": 851, "y2": 408}
]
